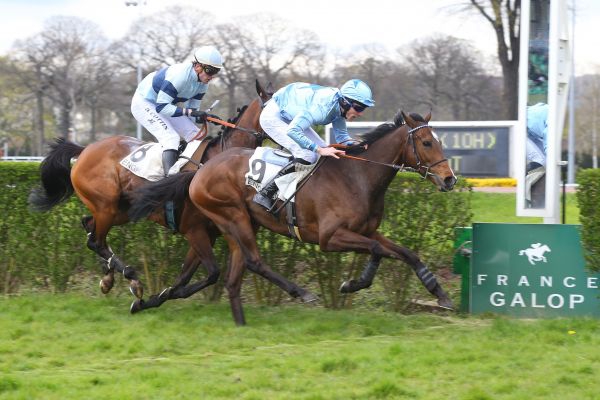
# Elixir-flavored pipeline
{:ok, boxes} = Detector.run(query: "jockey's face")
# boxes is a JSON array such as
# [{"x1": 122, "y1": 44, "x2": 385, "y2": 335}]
[
  {"x1": 194, "y1": 63, "x2": 217, "y2": 84},
  {"x1": 344, "y1": 106, "x2": 364, "y2": 121}
]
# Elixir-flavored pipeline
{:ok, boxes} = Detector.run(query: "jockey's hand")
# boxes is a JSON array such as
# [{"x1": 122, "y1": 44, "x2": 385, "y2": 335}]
[
  {"x1": 189, "y1": 109, "x2": 208, "y2": 123},
  {"x1": 345, "y1": 141, "x2": 368, "y2": 154},
  {"x1": 317, "y1": 146, "x2": 345, "y2": 159}
]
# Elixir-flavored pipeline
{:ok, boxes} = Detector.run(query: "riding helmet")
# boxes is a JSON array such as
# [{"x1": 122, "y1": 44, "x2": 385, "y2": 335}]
[
  {"x1": 193, "y1": 46, "x2": 224, "y2": 68},
  {"x1": 340, "y1": 79, "x2": 375, "y2": 107}
]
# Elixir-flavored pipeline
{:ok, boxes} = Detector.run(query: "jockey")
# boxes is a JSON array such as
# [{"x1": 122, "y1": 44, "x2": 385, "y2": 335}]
[
  {"x1": 131, "y1": 45, "x2": 223, "y2": 176},
  {"x1": 254, "y1": 79, "x2": 375, "y2": 210},
  {"x1": 526, "y1": 102, "x2": 548, "y2": 173}
]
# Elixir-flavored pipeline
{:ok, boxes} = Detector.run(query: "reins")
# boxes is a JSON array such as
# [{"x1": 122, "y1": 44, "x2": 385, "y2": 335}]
[{"x1": 333, "y1": 124, "x2": 447, "y2": 179}]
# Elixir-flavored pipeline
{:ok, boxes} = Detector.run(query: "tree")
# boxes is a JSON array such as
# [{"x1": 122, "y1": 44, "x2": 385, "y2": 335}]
[
  {"x1": 400, "y1": 35, "x2": 503, "y2": 120},
  {"x1": 12, "y1": 16, "x2": 111, "y2": 139},
  {"x1": 0, "y1": 57, "x2": 37, "y2": 155},
  {"x1": 467, "y1": 0, "x2": 521, "y2": 119}
]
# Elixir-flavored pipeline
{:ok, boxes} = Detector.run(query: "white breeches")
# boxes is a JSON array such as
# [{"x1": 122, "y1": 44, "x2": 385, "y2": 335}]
[
  {"x1": 526, "y1": 136, "x2": 546, "y2": 167},
  {"x1": 131, "y1": 94, "x2": 201, "y2": 150},
  {"x1": 259, "y1": 100, "x2": 324, "y2": 164}
]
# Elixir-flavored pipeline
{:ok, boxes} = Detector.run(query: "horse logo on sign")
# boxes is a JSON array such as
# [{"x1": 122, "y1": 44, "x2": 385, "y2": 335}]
[{"x1": 519, "y1": 243, "x2": 551, "y2": 265}]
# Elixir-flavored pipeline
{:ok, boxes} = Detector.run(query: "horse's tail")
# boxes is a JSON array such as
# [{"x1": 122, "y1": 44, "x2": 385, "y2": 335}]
[
  {"x1": 128, "y1": 171, "x2": 195, "y2": 221},
  {"x1": 518, "y1": 250, "x2": 525, "y2": 255},
  {"x1": 28, "y1": 138, "x2": 85, "y2": 212}
]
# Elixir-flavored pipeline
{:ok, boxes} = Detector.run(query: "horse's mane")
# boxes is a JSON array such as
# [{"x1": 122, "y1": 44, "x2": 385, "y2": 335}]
[
  {"x1": 218, "y1": 105, "x2": 248, "y2": 137},
  {"x1": 358, "y1": 111, "x2": 409, "y2": 145},
  {"x1": 203, "y1": 104, "x2": 251, "y2": 147}
]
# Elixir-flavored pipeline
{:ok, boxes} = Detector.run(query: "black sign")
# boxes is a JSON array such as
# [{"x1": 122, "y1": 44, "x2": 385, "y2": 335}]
[{"x1": 334, "y1": 124, "x2": 510, "y2": 178}]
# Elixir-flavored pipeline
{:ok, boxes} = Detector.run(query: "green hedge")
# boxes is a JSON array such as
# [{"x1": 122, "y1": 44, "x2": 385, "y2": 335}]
[
  {"x1": 576, "y1": 168, "x2": 600, "y2": 272},
  {"x1": 0, "y1": 161, "x2": 472, "y2": 311}
]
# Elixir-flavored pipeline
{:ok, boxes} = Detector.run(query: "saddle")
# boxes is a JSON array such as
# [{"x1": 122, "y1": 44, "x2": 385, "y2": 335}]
[
  {"x1": 120, "y1": 139, "x2": 205, "y2": 181},
  {"x1": 245, "y1": 147, "x2": 316, "y2": 240},
  {"x1": 245, "y1": 148, "x2": 314, "y2": 202}
]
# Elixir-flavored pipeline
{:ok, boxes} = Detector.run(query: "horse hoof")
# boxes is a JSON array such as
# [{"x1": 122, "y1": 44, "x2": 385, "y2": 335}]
[
  {"x1": 301, "y1": 292, "x2": 319, "y2": 303},
  {"x1": 129, "y1": 280, "x2": 144, "y2": 299},
  {"x1": 130, "y1": 299, "x2": 144, "y2": 314},
  {"x1": 99, "y1": 278, "x2": 112, "y2": 294},
  {"x1": 437, "y1": 297, "x2": 455, "y2": 310}
]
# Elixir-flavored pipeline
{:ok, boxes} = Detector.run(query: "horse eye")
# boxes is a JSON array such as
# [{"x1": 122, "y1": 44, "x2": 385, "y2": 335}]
[{"x1": 423, "y1": 141, "x2": 432, "y2": 147}]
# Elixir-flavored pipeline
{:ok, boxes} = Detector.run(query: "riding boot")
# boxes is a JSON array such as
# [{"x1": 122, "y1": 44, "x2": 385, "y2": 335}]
[
  {"x1": 253, "y1": 160, "x2": 296, "y2": 210},
  {"x1": 161, "y1": 149, "x2": 179, "y2": 177}
]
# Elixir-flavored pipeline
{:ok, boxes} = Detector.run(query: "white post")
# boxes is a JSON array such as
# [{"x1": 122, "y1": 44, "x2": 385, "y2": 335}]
[
  {"x1": 125, "y1": 1, "x2": 146, "y2": 140},
  {"x1": 567, "y1": 0, "x2": 576, "y2": 183}
]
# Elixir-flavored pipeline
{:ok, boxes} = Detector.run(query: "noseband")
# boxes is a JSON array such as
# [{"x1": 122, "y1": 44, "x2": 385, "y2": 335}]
[{"x1": 405, "y1": 124, "x2": 448, "y2": 179}]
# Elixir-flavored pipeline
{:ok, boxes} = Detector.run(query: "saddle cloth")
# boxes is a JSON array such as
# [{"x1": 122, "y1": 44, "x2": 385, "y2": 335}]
[
  {"x1": 245, "y1": 147, "x2": 315, "y2": 202},
  {"x1": 120, "y1": 140, "x2": 203, "y2": 181}
]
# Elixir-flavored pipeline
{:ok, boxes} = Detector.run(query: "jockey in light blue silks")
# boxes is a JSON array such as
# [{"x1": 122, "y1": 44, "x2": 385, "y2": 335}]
[
  {"x1": 131, "y1": 45, "x2": 223, "y2": 176},
  {"x1": 526, "y1": 102, "x2": 548, "y2": 173},
  {"x1": 254, "y1": 79, "x2": 375, "y2": 210}
]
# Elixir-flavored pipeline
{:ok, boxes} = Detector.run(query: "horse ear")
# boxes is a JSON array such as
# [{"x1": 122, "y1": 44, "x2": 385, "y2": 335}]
[
  {"x1": 424, "y1": 111, "x2": 431, "y2": 123},
  {"x1": 266, "y1": 82, "x2": 275, "y2": 96},
  {"x1": 256, "y1": 79, "x2": 263, "y2": 97},
  {"x1": 401, "y1": 110, "x2": 415, "y2": 126}
]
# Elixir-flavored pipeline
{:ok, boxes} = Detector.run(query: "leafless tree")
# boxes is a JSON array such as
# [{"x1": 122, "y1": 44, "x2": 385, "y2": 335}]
[
  {"x1": 465, "y1": 0, "x2": 521, "y2": 119},
  {"x1": 113, "y1": 6, "x2": 215, "y2": 71},
  {"x1": 10, "y1": 16, "x2": 112, "y2": 144},
  {"x1": 400, "y1": 35, "x2": 502, "y2": 120}
]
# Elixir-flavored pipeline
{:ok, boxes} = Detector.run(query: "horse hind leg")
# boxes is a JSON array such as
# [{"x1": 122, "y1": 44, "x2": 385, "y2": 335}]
[
  {"x1": 86, "y1": 213, "x2": 144, "y2": 299},
  {"x1": 80, "y1": 215, "x2": 115, "y2": 294}
]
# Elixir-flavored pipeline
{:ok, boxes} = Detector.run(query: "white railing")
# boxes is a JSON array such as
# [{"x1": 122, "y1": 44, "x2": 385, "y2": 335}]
[{"x1": 1, "y1": 156, "x2": 45, "y2": 162}]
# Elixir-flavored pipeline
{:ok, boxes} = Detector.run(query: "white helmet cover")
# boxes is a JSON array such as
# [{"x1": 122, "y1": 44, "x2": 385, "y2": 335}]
[{"x1": 193, "y1": 45, "x2": 224, "y2": 68}]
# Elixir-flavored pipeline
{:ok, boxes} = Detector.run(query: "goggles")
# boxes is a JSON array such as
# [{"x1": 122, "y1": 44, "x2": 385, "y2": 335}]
[
  {"x1": 351, "y1": 101, "x2": 368, "y2": 113},
  {"x1": 195, "y1": 58, "x2": 221, "y2": 76},
  {"x1": 201, "y1": 64, "x2": 220, "y2": 76}
]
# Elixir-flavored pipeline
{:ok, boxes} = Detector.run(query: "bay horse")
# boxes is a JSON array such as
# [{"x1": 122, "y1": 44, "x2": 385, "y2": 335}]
[
  {"x1": 29, "y1": 80, "x2": 274, "y2": 310},
  {"x1": 128, "y1": 111, "x2": 457, "y2": 325}
]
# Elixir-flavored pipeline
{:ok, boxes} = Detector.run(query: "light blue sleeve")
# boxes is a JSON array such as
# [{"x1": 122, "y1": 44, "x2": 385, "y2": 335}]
[
  {"x1": 287, "y1": 110, "x2": 318, "y2": 152},
  {"x1": 331, "y1": 117, "x2": 352, "y2": 144}
]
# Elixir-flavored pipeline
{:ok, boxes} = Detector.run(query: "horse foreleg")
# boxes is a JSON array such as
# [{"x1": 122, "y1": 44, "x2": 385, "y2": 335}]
[
  {"x1": 340, "y1": 254, "x2": 382, "y2": 293},
  {"x1": 323, "y1": 229, "x2": 452, "y2": 309},
  {"x1": 224, "y1": 241, "x2": 246, "y2": 326},
  {"x1": 130, "y1": 243, "x2": 221, "y2": 313},
  {"x1": 372, "y1": 232, "x2": 453, "y2": 309}
]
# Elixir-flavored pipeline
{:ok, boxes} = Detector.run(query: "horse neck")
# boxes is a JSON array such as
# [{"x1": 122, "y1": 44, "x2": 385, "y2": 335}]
[
  {"x1": 202, "y1": 99, "x2": 262, "y2": 162},
  {"x1": 224, "y1": 99, "x2": 262, "y2": 148},
  {"x1": 348, "y1": 126, "x2": 410, "y2": 192}
]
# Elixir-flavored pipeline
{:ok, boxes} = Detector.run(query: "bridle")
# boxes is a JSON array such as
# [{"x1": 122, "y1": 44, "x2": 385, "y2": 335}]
[
  {"x1": 337, "y1": 123, "x2": 448, "y2": 180},
  {"x1": 214, "y1": 97, "x2": 270, "y2": 152},
  {"x1": 404, "y1": 124, "x2": 448, "y2": 179}
]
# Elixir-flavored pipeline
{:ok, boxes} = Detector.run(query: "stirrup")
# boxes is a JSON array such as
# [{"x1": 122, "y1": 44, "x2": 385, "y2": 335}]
[{"x1": 253, "y1": 193, "x2": 274, "y2": 210}]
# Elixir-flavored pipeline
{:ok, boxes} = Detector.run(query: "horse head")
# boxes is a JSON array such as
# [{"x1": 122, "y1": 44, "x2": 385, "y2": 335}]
[{"x1": 400, "y1": 111, "x2": 456, "y2": 192}]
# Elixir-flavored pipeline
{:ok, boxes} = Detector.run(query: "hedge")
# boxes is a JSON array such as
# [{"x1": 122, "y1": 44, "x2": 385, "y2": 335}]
[
  {"x1": 576, "y1": 168, "x2": 600, "y2": 272},
  {"x1": 0, "y1": 161, "x2": 472, "y2": 311}
]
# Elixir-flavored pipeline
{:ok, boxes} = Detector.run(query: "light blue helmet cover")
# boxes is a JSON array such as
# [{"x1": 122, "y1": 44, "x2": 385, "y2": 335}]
[{"x1": 340, "y1": 79, "x2": 375, "y2": 107}]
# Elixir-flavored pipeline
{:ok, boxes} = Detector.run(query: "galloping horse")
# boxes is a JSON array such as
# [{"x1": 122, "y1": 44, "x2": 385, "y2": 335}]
[
  {"x1": 29, "y1": 80, "x2": 273, "y2": 310},
  {"x1": 129, "y1": 111, "x2": 457, "y2": 325}
]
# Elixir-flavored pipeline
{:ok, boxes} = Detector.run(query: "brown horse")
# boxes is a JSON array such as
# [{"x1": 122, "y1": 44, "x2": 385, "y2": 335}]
[
  {"x1": 128, "y1": 111, "x2": 457, "y2": 325},
  {"x1": 29, "y1": 80, "x2": 274, "y2": 311}
]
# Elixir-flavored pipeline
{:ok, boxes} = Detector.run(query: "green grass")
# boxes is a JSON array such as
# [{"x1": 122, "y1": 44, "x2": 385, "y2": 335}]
[
  {"x1": 1, "y1": 295, "x2": 599, "y2": 400},
  {"x1": 470, "y1": 192, "x2": 580, "y2": 224}
]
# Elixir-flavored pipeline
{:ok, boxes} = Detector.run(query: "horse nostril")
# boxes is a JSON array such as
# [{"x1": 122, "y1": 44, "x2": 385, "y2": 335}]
[{"x1": 444, "y1": 176, "x2": 456, "y2": 190}]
